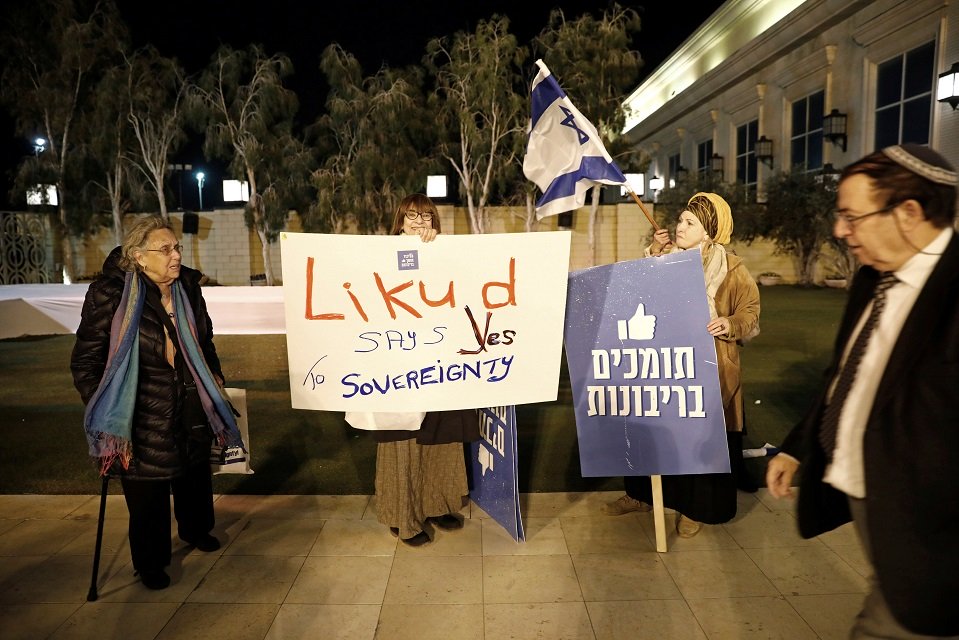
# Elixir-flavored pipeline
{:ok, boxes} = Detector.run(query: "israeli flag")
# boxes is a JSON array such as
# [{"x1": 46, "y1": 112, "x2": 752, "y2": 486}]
[{"x1": 523, "y1": 59, "x2": 628, "y2": 220}]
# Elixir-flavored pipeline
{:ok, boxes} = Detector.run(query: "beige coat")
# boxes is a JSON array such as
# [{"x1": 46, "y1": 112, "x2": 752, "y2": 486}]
[{"x1": 712, "y1": 254, "x2": 760, "y2": 431}]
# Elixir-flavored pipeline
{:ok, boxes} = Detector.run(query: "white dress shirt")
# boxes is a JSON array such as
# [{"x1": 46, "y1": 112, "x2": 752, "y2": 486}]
[{"x1": 823, "y1": 227, "x2": 952, "y2": 497}]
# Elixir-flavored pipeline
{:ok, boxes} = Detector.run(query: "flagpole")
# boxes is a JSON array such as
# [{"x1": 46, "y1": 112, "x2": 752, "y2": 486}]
[{"x1": 626, "y1": 189, "x2": 660, "y2": 231}]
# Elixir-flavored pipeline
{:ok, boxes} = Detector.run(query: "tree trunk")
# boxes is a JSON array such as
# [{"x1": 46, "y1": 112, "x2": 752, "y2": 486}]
[
  {"x1": 258, "y1": 226, "x2": 274, "y2": 286},
  {"x1": 157, "y1": 180, "x2": 169, "y2": 220},
  {"x1": 57, "y1": 185, "x2": 77, "y2": 283}
]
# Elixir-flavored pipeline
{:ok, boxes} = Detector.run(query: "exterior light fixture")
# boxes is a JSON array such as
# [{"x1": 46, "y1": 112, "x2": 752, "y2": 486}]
[
  {"x1": 937, "y1": 62, "x2": 959, "y2": 110},
  {"x1": 426, "y1": 175, "x2": 448, "y2": 199},
  {"x1": 815, "y1": 162, "x2": 842, "y2": 189},
  {"x1": 649, "y1": 175, "x2": 665, "y2": 191},
  {"x1": 709, "y1": 153, "x2": 724, "y2": 180},
  {"x1": 33, "y1": 137, "x2": 46, "y2": 156},
  {"x1": 755, "y1": 136, "x2": 774, "y2": 167},
  {"x1": 195, "y1": 171, "x2": 206, "y2": 210},
  {"x1": 823, "y1": 109, "x2": 848, "y2": 152},
  {"x1": 676, "y1": 165, "x2": 689, "y2": 181}
]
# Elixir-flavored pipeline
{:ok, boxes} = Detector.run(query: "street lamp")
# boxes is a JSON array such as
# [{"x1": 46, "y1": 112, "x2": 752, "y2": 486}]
[
  {"x1": 195, "y1": 171, "x2": 205, "y2": 210},
  {"x1": 34, "y1": 137, "x2": 46, "y2": 156}
]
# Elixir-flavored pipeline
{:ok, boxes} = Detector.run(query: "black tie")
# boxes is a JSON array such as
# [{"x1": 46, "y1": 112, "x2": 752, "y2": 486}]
[{"x1": 818, "y1": 273, "x2": 898, "y2": 459}]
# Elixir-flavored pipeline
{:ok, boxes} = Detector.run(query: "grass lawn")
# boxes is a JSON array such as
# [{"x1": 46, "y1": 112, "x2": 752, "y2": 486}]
[{"x1": 0, "y1": 285, "x2": 848, "y2": 495}]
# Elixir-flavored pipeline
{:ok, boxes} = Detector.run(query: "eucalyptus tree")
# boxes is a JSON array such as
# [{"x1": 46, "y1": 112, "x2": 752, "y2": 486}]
[
  {"x1": 534, "y1": 4, "x2": 643, "y2": 264},
  {"x1": 308, "y1": 44, "x2": 435, "y2": 235},
  {"x1": 86, "y1": 60, "x2": 146, "y2": 245},
  {"x1": 0, "y1": 0, "x2": 127, "y2": 280},
  {"x1": 125, "y1": 46, "x2": 189, "y2": 220},
  {"x1": 426, "y1": 16, "x2": 527, "y2": 234},
  {"x1": 192, "y1": 44, "x2": 303, "y2": 285}
]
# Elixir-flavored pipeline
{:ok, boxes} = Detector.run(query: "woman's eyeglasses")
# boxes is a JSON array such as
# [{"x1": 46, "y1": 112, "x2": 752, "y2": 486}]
[
  {"x1": 404, "y1": 210, "x2": 433, "y2": 222},
  {"x1": 145, "y1": 244, "x2": 183, "y2": 256}
]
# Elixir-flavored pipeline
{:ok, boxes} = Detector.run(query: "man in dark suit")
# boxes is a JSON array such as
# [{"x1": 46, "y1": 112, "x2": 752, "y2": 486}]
[{"x1": 766, "y1": 144, "x2": 959, "y2": 638}]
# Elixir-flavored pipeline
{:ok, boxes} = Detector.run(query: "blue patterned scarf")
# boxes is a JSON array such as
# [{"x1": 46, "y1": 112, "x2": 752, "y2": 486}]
[{"x1": 83, "y1": 272, "x2": 243, "y2": 474}]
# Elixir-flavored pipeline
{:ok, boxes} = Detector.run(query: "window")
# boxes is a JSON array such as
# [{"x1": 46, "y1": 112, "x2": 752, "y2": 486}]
[
  {"x1": 668, "y1": 153, "x2": 680, "y2": 187},
  {"x1": 697, "y1": 139, "x2": 713, "y2": 175},
  {"x1": 790, "y1": 90, "x2": 824, "y2": 172},
  {"x1": 875, "y1": 41, "x2": 935, "y2": 148},
  {"x1": 736, "y1": 119, "x2": 758, "y2": 187}
]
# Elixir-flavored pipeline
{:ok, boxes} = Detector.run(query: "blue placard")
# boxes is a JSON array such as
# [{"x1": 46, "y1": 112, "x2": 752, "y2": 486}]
[
  {"x1": 564, "y1": 249, "x2": 729, "y2": 477},
  {"x1": 469, "y1": 406, "x2": 524, "y2": 541}
]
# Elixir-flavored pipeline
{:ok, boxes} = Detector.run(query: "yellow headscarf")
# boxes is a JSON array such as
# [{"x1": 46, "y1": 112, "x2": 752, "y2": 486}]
[{"x1": 686, "y1": 192, "x2": 733, "y2": 245}]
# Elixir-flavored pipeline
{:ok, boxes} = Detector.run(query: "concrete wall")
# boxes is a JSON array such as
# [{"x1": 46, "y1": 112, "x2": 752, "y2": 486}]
[{"x1": 75, "y1": 204, "x2": 807, "y2": 285}]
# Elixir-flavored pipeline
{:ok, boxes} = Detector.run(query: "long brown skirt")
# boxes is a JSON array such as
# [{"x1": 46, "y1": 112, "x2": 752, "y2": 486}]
[{"x1": 374, "y1": 440, "x2": 468, "y2": 539}]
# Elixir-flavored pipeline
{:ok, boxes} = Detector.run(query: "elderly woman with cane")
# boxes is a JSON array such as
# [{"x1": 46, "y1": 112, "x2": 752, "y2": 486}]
[{"x1": 71, "y1": 216, "x2": 242, "y2": 590}]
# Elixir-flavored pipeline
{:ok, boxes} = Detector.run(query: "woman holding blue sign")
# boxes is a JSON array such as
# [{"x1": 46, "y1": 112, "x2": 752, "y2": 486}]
[
  {"x1": 368, "y1": 194, "x2": 479, "y2": 546},
  {"x1": 603, "y1": 192, "x2": 760, "y2": 537}
]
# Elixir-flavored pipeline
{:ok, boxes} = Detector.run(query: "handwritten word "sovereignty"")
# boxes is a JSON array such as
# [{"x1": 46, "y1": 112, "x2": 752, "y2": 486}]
[{"x1": 342, "y1": 356, "x2": 515, "y2": 398}]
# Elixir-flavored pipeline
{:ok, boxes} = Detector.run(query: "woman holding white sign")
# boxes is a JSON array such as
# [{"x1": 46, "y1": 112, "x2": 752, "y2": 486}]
[
  {"x1": 369, "y1": 194, "x2": 479, "y2": 547},
  {"x1": 603, "y1": 192, "x2": 760, "y2": 537}
]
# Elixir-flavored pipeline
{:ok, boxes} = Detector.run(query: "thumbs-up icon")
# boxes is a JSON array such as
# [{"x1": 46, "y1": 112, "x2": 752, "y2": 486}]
[
  {"x1": 478, "y1": 445, "x2": 494, "y2": 476},
  {"x1": 617, "y1": 303, "x2": 657, "y2": 341}
]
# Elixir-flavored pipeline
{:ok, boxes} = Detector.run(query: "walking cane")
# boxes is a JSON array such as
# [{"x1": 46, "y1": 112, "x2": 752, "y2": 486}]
[{"x1": 86, "y1": 474, "x2": 110, "y2": 601}]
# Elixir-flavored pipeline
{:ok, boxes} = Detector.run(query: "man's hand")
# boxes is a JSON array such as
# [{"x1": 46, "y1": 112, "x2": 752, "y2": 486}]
[{"x1": 765, "y1": 453, "x2": 799, "y2": 499}]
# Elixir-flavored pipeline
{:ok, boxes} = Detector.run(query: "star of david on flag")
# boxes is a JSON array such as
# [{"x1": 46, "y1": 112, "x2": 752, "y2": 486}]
[{"x1": 522, "y1": 59, "x2": 629, "y2": 220}]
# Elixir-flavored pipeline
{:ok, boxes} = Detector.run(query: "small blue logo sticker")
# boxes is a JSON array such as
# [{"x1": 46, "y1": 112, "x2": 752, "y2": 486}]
[{"x1": 397, "y1": 250, "x2": 419, "y2": 271}]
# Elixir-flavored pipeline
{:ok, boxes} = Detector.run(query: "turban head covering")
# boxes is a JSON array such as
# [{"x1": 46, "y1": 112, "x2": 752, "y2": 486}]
[{"x1": 686, "y1": 192, "x2": 733, "y2": 245}]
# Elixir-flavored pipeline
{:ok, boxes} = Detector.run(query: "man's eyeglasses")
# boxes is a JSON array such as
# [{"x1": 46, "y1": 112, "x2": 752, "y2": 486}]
[
  {"x1": 833, "y1": 203, "x2": 899, "y2": 227},
  {"x1": 404, "y1": 210, "x2": 433, "y2": 222},
  {"x1": 144, "y1": 244, "x2": 183, "y2": 256}
]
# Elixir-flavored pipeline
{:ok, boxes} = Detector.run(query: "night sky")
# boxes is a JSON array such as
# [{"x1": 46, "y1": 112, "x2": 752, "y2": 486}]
[{"x1": 1, "y1": 0, "x2": 726, "y2": 210}]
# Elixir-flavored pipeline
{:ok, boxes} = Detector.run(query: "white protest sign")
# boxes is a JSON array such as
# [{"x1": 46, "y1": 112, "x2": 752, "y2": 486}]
[{"x1": 280, "y1": 231, "x2": 571, "y2": 412}]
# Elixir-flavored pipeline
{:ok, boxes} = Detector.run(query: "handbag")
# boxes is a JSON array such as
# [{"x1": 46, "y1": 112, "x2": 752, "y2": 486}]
[{"x1": 210, "y1": 387, "x2": 254, "y2": 475}]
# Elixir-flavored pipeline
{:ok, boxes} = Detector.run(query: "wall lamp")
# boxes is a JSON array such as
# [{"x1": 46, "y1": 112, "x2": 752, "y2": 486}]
[
  {"x1": 709, "y1": 153, "x2": 724, "y2": 180},
  {"x1": 815, "y1": 162, "x2": 842, "y2": 189},
  {"x1": 937, "y1": 62, "x2": 959, "y2": 110},
  {"x1": 823, "y1": 109, "x2": 848, "y2": 152},
  {"x1": 755, "y1": 136, "x2": 774, "y2": 168},
  {"x1": 648, "y1": 175, "x2": 665, "y2": 191}
]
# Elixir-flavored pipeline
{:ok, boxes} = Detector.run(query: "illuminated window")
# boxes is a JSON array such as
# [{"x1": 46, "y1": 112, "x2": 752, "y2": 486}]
[{"x1": 222, "y1": 180, "x2": 250, "y2": 202}]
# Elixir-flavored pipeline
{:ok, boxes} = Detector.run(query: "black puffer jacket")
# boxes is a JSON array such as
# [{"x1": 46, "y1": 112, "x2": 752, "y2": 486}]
[{"x1": 71, "y1": 247, "x2": 223, "y2": 479}]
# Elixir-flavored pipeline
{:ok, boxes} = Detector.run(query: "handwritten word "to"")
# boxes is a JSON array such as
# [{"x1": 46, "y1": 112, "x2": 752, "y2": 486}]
[
  {"x1": 341, "y1": 356, "x2": 515, "y2": 398},
  {"x1": 304, "y1": 257, "x2": 517, "y2": 322}
]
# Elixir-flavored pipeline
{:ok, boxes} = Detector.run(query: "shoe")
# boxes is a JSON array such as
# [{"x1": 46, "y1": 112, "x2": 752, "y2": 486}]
[
  {"x1": 676, "y1": 514, "x2": 703, "y2": 538},
  {"x1": 429, "y1": 513, "x2": 464, "y2": 530},
  {"x1": 401, "y1": 531, "x2": 430, "y2": 547},
  {"x1": 183, "y1": 533, "x2": 221, "y2": 552},
  {"x1": 137, "y1": 569, "x2": 170, "y2": 590},
  {"x1": 602, "y1": 494, "x2": 652, "y2": 516}
]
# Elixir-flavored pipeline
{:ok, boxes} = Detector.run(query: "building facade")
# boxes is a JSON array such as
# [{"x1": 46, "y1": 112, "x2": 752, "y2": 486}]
[{"x1": 624, "y1": 0, "x2": 957, "y2": 218}]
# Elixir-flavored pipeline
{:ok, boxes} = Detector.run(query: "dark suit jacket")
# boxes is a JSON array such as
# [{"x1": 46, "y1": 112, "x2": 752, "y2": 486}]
[{"x1": 779, "y1": 232, "x2": 959, "y2": 636}]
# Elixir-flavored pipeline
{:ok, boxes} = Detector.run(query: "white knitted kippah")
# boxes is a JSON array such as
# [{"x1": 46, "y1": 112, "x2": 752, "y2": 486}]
[{"x1": 882, "y1": 144, "x2": 958, "y2": 186}]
